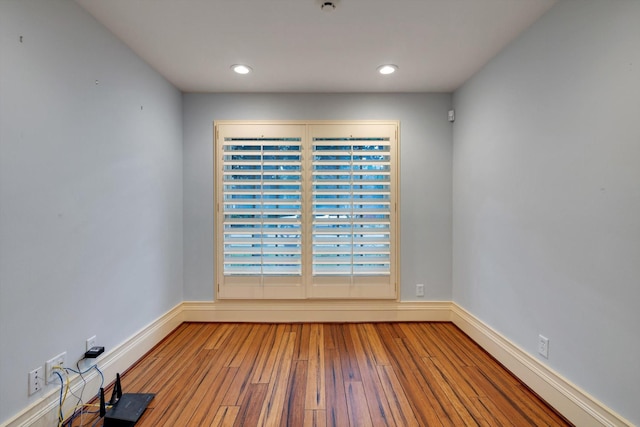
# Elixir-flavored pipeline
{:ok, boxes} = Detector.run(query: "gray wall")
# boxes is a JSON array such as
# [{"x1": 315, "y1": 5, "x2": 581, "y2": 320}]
[
  {"x1": 0, "y1": 0, "x2": 183, "y2": 422},
  {"x1": 452, "y1": 0, "x2": 640, "y2": 423},
  {"x1": 183, "y1": 93, "x2": 453, "y2": 301}
]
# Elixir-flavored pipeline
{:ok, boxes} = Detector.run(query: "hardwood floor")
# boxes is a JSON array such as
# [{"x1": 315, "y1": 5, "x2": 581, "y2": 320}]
[{"x1": 70, "y1": 322, "x2": 571, "y2": 426}]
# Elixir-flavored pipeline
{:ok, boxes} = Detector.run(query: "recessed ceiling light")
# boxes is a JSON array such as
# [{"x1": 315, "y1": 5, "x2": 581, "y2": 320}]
[
  {"x1": 377, "y1": 64, "x2": 398, "y2": 75},
  {"x1": 231, "y1": 64, "x2": 252, "y2": 75}
]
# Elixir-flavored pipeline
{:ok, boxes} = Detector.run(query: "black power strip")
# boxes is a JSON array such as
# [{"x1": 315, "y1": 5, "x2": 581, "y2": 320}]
[{"x1": 85, "y1": 346, "x2": 105, "y2": 358}]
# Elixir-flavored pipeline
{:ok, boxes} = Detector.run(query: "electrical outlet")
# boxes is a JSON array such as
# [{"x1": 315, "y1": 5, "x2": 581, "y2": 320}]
[
  {"x1": 86, "y1": 335, "x2": 97, "y2": 352},
  {"x1": 538, "y1": 335, "x2": 549, "y2": 359},
  {"x1": 28, "y1": 367, "x2": 43, "y2": 395},
  {"x1": 45, "y1": 352, "x2": 66, "y2": 384},
  {"x1": 416, "y1": 283, "x2": 425, "y2": 297}
]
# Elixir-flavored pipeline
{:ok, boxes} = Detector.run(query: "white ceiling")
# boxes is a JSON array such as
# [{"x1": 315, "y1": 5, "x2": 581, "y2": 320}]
[{"x1": 74, "y1": 0, "x2": 557, "y2": 93}]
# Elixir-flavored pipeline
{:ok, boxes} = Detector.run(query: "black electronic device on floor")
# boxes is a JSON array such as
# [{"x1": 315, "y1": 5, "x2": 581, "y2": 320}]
[{"x1": 99, "y1": 373, "x2": 155, "y2": 427}]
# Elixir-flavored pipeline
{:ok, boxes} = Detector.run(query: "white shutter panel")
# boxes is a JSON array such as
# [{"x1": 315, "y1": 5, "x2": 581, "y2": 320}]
[
  {"x1": 309, "y1": 124, "x2": 396, "y2": 299},
  {"x1": 217, "y1": 124, "x2": 305, "y2": 299},
  {"x1": 222, "y1": 138, "x2": 302, "y2": 275},
  {"x1": 312, "y1": 138, "x2": 391, "y2": 275}
]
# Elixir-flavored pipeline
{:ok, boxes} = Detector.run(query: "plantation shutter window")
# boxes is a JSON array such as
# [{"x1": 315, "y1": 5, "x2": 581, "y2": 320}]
[{"x1": 215, "y1": 122, "x2": 398, "y2": 299}]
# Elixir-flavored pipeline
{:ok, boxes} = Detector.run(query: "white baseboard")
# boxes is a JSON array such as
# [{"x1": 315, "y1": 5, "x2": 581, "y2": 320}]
[
  {"x1": 5, "y1": 301, "x2": 631, "y2": 427},
  {"x1": 182, "y1": 300, "x2": 452, "y2": 323},
  {"x1": 2, "y1": 303, "x2": 183, "y2": 427},
  {"x1": 450, "y1": 303, "x2": 632, "y2": 427}
]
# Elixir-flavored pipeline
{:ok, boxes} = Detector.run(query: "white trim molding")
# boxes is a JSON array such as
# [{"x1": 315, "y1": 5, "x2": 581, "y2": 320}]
[
  {"x1": 2, "y1": 303, "x2": 184, "y2": 427},
  {"x1": 451, "y1": 303, "x2": 632, "y2": 427},
  {"x1": 182, "y1": 300, "x2": 452, "y2": 323}
]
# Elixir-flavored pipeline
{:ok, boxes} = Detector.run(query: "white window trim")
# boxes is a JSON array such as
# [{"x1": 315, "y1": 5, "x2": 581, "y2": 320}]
[{"x1": 214, "y1": 120, "x2": 400, "y2": 300}]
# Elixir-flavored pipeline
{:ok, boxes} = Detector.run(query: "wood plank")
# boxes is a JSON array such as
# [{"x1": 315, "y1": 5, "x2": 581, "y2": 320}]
[
  {"x1": 257, "y1": 332, "x2": 296, "y2": 426},
  {"x1": 396, "y1": 323, "x2": 433, "y2": 358},
  {"x1": 323, "y1": 349, "x2": 349, "y2": 427},
  {"x1": 376, "y1": 365, "x2": 420, "y2": 427},
  {"x1": 323, "y1": 323, "x2": 337, "y2": 351},
  {"x1": 135, "y1": 323, "x2": 217, "y2": 394},
  {"x1": 222, "y1": 325, "x2": 274, "y2": 406},
  {"x1": 332, "y1": 323, "x2": 362, "y2": 382},
  {"x1": 161, "y1": 356, "x2": 233, "y2": 426},
  {"x1": 304, "y1": 410, "x2": 327, "y2": 427},
  {"x1": 429, "y1": 351, "x2": 486, "y2": 398},
  {"x1": 203, "y1": 323, "x2": 236, "y2": 350},
  {"x1": 142, "y1": 346, "x2": 215, "y2": 419},
  {"x1": 432, "y1": 323, "x2": 481, "y2": 366},
  {"x1": 248, "y1": 323, "x2": 278, "y2": 383},
  {"x1": 360, "y1": 323, "x2": 391, "y2": 366},
  {"x1": 511, "y1": 383, "x2": 572, "y2": 426},
  {"x1": 210, "y1": 406, "x2": 239, "y2": 427},
  {"x1": 192, "y1": 368, "x2": 240, "y2": 427},
  {"x1": 232, "y1": 383, "x2": 268, "y2": 427},
  {"x1": 136, "y1": 348, "x2": 217, "y2": 426},
  {"x1": 348, "y1": 324, "x2": 395, "y2": 426},
  {"x1": 439, "y1": 323, "x2": 520, "y2": 386},
  {"x1": 222, "y1": 325, "x2": 270, "y2": 406},
  {"x1": 252, "y1": 324, "x2": 289, "y2": 384},
  {"x1": 115, "y1": 355, "x2": 162, "y2": 393},
  {"x1": 420, "y1": 356, "x2": 482, "y2": 426},
  {"x1": 294, "y1": 323, "x2": 311, "y2": 361},
  {"x1": 376, "y1": 322, "x2": 402, "y2": 340},
  {"x1": 279, "y1": 360, "x2": 307, "y2": 427},
  {"x1": 223, "y1": 324, "x2": 259, "y2": 367},
  {"x1": 344, "y1": 381, "x2": 373, "y2": 427},
  {"x1": 383, "y1": 336, "x2": 446, "y2": 426},
  {"x1": 464, "y1": 365, "x2": 542, "y2": 426},
  {"x1": 428, "y1": 356, "x2": 491, "y2": 424},
  {"x1": 469, "y1": 395, "x2": 514, "y2": 427},
  {"x1": 305, "y1": 324, "x2": 325, "y2": 410},
  {"x1": 422, "y1": 323, "x2": 476, "y2": 366}
]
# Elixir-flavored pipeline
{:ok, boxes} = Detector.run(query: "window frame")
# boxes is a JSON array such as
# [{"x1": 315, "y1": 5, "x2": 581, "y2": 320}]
[{"x1": 214, "y1": 120, "x2": 400, "y2": 300}]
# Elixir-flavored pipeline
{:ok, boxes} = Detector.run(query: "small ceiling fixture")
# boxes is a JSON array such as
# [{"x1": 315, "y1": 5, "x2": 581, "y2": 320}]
[
  {"x1": 231, "y1": 64, "x2": 252, "y2": 75},
  {"x1": 377, "y1": 64, "x2": 398, "y2": 75},
  {"x1": 321, "y1": 1, "x2": 336, "y2": 11}
]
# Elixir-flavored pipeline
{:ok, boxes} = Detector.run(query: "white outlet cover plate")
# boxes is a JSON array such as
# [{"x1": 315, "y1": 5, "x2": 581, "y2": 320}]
[
  {"x1": 538, "y1": 335, "x2": 549, "y2": 358},
  {"x1": 28, "y1": 367, "x2": 42, "y2": 395},
  {"x1": 45, "y1": 352, "x2": 66, "y2": 384}
]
